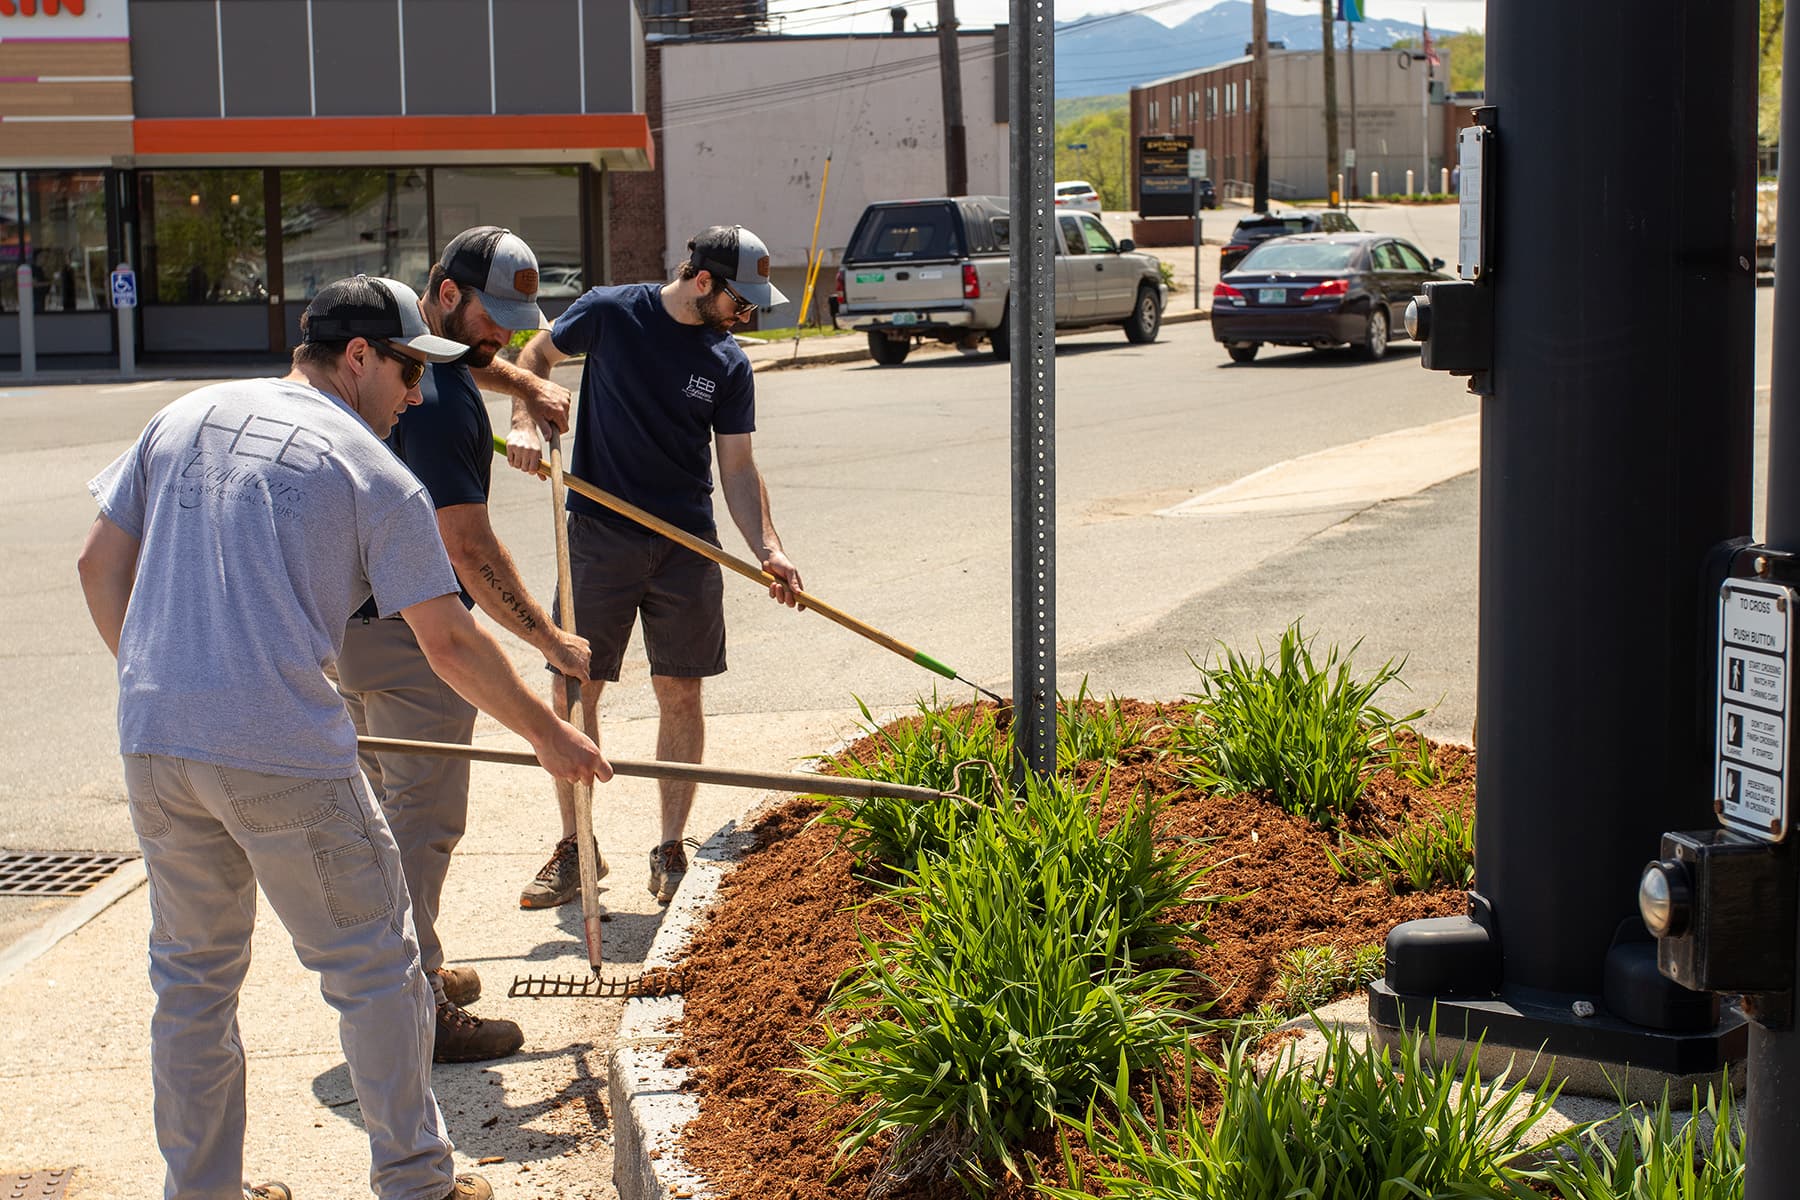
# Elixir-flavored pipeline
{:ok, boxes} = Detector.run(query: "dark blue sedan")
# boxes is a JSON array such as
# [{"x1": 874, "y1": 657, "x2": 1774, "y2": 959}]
[{"x1": 1211, "y1": 233, "x2": 1448, "y2": 364}]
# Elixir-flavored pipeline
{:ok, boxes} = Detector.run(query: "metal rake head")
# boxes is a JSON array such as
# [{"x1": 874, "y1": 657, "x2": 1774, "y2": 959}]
[{"x1": 508, "y1": 966, "x2": 684, "y2": 999}]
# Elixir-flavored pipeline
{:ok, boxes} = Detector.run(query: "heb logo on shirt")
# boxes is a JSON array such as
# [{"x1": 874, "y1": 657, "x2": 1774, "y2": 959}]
[
  {"x1": 0, "y1": 0, "x2": 87, "y2": 15},
  {"x1": 683, "y1": 374, "x2": 717, "y2": 404}
]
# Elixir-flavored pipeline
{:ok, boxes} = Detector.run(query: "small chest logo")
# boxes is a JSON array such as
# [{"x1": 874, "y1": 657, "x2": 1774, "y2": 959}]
[{"x1": 683, "y1": 374, "x2": 717, "y2": 403}]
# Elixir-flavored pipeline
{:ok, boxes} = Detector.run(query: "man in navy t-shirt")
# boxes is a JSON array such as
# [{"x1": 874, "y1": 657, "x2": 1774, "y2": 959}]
[
  {"x1": 335, "y1": 228, "x2": 592, "y2": 1065},
  {"x1": 511, "y1": 224, "x2": 802, "y2": 908}
]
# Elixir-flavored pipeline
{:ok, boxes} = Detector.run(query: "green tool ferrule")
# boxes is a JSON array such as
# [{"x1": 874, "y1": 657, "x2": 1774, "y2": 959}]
[
  {"x1": 491, "y1": 434, "x2": 509, "y2": 456},
  {"x1": 912, "y1": 651, "x2": 957, "y2": 680}
]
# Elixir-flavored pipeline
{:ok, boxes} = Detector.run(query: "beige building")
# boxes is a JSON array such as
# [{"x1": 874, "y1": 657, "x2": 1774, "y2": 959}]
[
  {"x1": 1132, "y1": 48, "x2": 1454, "y2": 203},
  {"x1": 619, "y1": 29, "x2": 1011, "y2": 329}
]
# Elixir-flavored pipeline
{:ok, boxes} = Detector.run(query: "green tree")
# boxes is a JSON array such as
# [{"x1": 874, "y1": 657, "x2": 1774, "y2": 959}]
[
  {"x1": 1054, "y1": 107, "x2": 1130, "y2": 210},
  {"x1": 1394, "y1": 29, "x2": 1483, "y2": 92}
]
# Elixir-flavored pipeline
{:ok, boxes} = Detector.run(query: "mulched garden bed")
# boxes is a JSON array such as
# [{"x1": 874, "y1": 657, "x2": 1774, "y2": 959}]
[{"x1": 665, "y1": 701, "x2": 1476, "y2": 1200}]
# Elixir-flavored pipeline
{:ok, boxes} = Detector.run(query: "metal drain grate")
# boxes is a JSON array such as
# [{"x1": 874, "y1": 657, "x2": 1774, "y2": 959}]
[
  {"x1": 0, "y1": 852, "x2": 139, "y2": 898},
  {"x1": 2, "y1": 1169, "x2": 72, "y2": 1198}
]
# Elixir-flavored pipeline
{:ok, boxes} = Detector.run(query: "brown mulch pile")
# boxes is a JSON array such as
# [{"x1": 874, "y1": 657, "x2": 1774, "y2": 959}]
[{"x1": 664, "y1": 703, "x2": 1475, "y2": 1200}]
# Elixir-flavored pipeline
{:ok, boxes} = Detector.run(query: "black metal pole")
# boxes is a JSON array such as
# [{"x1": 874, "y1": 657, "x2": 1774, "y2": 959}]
[
  {"x1": 1372, "y1": 0, "x2": 1757, "y2": 1079},
  {"x1": 1745, "y1": 3, "x2": 1800, "y2": 1191},
  {"x1": 1009, "y1": 0, "x2": 1056, "y2": 779}
]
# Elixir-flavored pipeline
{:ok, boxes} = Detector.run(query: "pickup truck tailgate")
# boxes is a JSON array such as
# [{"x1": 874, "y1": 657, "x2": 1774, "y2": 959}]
[{"x1": 842, "y1": 262, "x2": 964, "y2": 306}]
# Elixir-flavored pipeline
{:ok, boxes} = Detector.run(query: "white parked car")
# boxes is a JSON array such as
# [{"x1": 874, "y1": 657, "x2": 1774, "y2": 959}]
[{"x1": 1053, "y1": 180, "x2": 1102, "y2": 213}]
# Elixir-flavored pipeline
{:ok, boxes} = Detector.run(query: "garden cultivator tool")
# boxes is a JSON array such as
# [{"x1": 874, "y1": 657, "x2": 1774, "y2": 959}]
[
  {"x1": 492, "y1": 434, "x2": 1002, "y2": 704},
  {"x1": 545, "y1": 430, "x2": 607, "y2": 982}
]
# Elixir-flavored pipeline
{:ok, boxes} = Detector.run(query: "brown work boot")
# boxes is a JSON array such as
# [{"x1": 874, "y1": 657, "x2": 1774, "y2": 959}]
[
  {"x1": 440, "y1": 1175, "x2": 492, "y2": 1200},
  {"x1": 433, "y1": 965, "x2": 481, "y2": 1006},
  {"x1": 649, "y1": 839, "x2": 689, "y2": 905},
  {"x1": 519, "y1": 834, "x2": 607, "y2": 909},
  {"x1": 244, "y1": 1185, "x2": 292, "y2": 1200},
  {"x1": 433, "y1": 1000, "x2": 523, "y2": 1063}
]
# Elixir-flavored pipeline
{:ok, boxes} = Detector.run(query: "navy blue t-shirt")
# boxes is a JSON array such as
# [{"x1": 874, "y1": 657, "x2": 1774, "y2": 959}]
[
  {"x1": 551, "y1": 283, "x2": 755, "y2": 536},
  {"x1": 353, "y1": 361, "x2": 489, "y2": 617}
]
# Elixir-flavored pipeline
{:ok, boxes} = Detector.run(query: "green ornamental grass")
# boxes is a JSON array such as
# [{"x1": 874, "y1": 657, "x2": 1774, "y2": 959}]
[
  {"x1": 1045, "y1": 1017, "x2": 1570, "y2": 1200},
  {"x1": 797, "y1": 773, "x2": 1216, "y2": 1191},
  {"x1": 1326, "y1": 804, "x2": 1477, "y2": 895},
  {"x1": 1178, "y1": 622, "x2": 1430, "y2": 828},
  {"x1": 1540, "y1": 1080, "x2": 1743, "y2": 1200},
  {"x1": 1057, "y1": 678, "x2": 1159, "y2": 771}
]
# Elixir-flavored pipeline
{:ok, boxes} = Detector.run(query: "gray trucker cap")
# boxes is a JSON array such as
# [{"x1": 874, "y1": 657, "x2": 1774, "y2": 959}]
[
  {"x1": 301, "y1": 275, "x2": 469, "y2": 363},
  {"x1": 439, "y1": 225, "x2": 549, "y2": 332},
  {"x1": 686, "y1": 224, "x2": 788, "y2": 310}
]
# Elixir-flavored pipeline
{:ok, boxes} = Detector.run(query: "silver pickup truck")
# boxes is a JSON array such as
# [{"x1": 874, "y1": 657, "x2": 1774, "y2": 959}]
[{"x1": 830, "y1": 195, "x2": 1167, "y2": 365}]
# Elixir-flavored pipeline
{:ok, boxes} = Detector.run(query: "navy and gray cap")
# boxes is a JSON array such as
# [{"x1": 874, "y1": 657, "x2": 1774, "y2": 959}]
[
  {"x1": 440, "y1": 225, "x2": 549, "y2": 332},
  {"x1": 687, "y1": 224, "x2": 788, "y2": 310},
  {"x1": 301, "y1": 275, "x2": 468, "y2": 362}
]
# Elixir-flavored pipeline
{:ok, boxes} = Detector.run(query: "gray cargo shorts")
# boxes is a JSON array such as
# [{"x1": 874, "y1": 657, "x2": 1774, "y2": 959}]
[{"x1": 551, "y1": 510, "x2": 727, "y2": 681}]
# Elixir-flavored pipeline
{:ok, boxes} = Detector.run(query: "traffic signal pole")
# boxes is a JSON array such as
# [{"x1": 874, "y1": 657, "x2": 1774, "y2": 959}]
[{"x1": 1377, "y1": 0, "x2": 1758, "y2": 1093}]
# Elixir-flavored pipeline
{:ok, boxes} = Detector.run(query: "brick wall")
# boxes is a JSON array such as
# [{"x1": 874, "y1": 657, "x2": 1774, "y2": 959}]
[{"x1": 608, "y1": 42, "x2": 668, "y2": 284}]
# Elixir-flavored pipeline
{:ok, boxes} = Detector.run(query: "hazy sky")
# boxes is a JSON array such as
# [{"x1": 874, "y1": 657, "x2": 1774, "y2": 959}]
[{"x1": 763, "y1": 0, "x2": 1488, "y2": 37}]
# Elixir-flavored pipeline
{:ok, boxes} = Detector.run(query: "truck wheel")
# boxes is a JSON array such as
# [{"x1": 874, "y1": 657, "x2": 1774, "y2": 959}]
[
  {"x1": 989, "y1": 304, "x2": 1012, "y2": 362},
  {"x1": 867, "y1": 332, "x2": 911, "y2": 366},
  {"x1": 1227, "y1": 343, "x2": 1260, "y2": 363},
  {"x1": 1123, "y1": 284, "x2": 1162, "y2": 344}
]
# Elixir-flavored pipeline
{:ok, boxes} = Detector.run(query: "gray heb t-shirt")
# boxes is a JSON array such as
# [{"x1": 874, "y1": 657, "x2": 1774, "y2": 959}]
[{"x1": 88, "y1": 378, "x2": 460, "y2": 778}]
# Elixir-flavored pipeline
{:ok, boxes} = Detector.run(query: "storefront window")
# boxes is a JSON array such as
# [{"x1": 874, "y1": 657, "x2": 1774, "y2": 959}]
[
  {"x1": 434, "y1": 166, "x2": 583, "y2": 299},
  {"x1": 0, "y1": 173, "x2": 20, "y2": 313},
  {"x1": 22, "y1": 171, "x2": 110, "y2": 313},
  {"x1": 140, "y1": 170, "x2": 267, "y2": 304},
  {"x1": 281, "y1": 169, "x2": 429, "y2": 301}
]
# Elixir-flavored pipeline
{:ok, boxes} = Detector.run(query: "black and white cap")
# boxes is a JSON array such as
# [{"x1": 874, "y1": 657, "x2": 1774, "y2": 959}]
[
  {"x1": 687, "y1": 224, "x2": 788, "y2": 310},
  {"x1": 301, "y1": 275, "x2": 468, "y2": 362},
  {"x1": 439, "y1": 226, "x2": 548, "y2": 332}
]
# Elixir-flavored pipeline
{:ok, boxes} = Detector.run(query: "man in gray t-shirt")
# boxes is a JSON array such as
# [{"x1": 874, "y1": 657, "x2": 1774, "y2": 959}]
[{"x1": 79, "y1": 275, "x2": 607, "y2": 1200}]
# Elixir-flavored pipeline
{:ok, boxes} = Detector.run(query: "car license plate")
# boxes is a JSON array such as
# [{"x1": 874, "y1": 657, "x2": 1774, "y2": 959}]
[
  {"x1": 1257, "y1": 287, "x2": 1287, "y2": 305},
  {"x1": 890, "y1": 312, "x2": 921, "y2": 326}
]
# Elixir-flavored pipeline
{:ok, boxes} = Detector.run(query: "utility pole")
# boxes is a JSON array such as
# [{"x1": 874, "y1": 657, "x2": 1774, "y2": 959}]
[
  {"x1": 1346, "y1": 16, "x2": 1359, "y2": 200},
  {"x1": 1252, "y1": 0, "x2": 1270, "y2": 211},
  {"x1": 937, "y1": 0, "x2": 968, "y2": 197},
  {"x1": 1322, "y1": 0, "x2": 1340, "y2": 204}
]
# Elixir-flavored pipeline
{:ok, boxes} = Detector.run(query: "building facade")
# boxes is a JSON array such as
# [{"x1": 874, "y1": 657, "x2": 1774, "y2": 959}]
[
  {"x1": 1131, "y1": 48, "x2": 1456, "y2": 204},
  {"x1": 2, "y1": 0, "x2": 650, "y2": 365},
  {"x1": 631, "y1": 28, "x2": 1012, "y2": 329}
]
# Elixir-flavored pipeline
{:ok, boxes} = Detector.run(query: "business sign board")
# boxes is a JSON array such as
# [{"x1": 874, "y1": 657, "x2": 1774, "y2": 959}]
[
  {"x1": 0, "y1": 0, "x2": 128, "y2": 34},
  {"x1": 1139, "y1": 136, "x2": 1194, "y2": 218}
]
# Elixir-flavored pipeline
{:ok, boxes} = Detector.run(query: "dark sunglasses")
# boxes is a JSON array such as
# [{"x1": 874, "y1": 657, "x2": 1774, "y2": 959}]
[
  {"x1": 718, "y1": 281, "x2": 758, "y2": 319},
  {"x1": 366, "y1": 339, "x2": 426, "y2": 389}
]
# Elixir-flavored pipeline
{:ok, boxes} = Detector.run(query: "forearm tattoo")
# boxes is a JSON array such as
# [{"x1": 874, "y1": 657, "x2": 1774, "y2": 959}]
[{"x1": 478, "y1": 562, "x2": 538, "y2": 633}]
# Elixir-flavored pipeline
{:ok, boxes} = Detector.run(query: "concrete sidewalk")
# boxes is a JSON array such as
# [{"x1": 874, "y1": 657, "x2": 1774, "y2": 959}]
[{"x1": 0, "y1": 703, "x2": 867, "y2": 1199}]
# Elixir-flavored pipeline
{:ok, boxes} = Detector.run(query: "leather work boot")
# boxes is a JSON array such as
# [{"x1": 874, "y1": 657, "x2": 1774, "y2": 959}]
[
  {"x1": 434, "y1": 965, "x2": 481, "y2": 1007},
  {"x1": 519, "y1": 833, "x2": 607, "y2": 909},
  {"x1": 649, "y1": 839, "x2": 689, "y2": 905},
  {"x1": 441, "y1": 1175, "x2": 492, "y2": 1200},
  {"x1": 244, "y1": 1185, "x2": 292, "y2": 1200},
  {"x1": 434, "y1": 1001, "x2": 523, "y2": 1063}
]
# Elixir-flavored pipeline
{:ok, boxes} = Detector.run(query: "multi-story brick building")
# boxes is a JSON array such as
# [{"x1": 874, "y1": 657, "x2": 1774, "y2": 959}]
[{"x1": 1130, "y1": 48, "x2": 1465, "y2": 205}]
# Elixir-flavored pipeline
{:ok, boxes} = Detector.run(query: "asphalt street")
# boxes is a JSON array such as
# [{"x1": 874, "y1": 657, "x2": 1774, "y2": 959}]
[{"x1": 0, "y1": 284, "x2": 1776, "y2": 956}]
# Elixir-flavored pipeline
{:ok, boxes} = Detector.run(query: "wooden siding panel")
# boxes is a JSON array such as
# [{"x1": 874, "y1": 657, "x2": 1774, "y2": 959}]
[
  {"x1": 0, "y1": 120, "x2": 132, "y2": 159},
  {"x1": 0, "y1": 80, "x2": 132, "y2": 116},
  {"x1": 0, "y1": 42, "x2": 131, "y2": 78}
]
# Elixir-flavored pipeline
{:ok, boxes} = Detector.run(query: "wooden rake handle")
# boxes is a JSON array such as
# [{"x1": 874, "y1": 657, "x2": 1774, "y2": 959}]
[
  {"x1": 357, "y1": 735, "x2": 948, "y2": 802},
  {"x1": 491, "y1": 435, "x2": 963, "y2": 682}
]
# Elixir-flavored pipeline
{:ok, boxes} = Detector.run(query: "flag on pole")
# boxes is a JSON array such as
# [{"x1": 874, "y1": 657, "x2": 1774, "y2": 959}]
[
  {"x1": 1338, "y1": 0, "x2": 1364, "y2": 22},
  {"x1": 1422, "y1": 12, "x2": 1441, "y2": 66}
]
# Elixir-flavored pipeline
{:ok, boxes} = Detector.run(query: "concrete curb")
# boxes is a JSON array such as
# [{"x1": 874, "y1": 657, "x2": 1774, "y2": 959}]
[
  {"x1": 749, "y1": 308, "x2": 1211, "y2": 374},
  {"x1": 0, "y1": 859, "x2": 146, "y2": 989},
  {"x1": 609, "y1": 817, "x2": 758, "y2": 1200}
]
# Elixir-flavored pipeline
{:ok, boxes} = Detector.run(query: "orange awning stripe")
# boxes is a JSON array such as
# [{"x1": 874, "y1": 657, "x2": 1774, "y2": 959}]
[{"x1": 133, "y1": 113, "x2": 651, "y2": 163}]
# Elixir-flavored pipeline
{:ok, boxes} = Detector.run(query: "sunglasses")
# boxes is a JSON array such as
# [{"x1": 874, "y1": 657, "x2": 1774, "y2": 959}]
[
  {"x1": 366, "y1": 339, "x2": 426, "y2": 389},
  {"x1": 718, "y1": 281, "x2": 758, "y2": 319}
]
